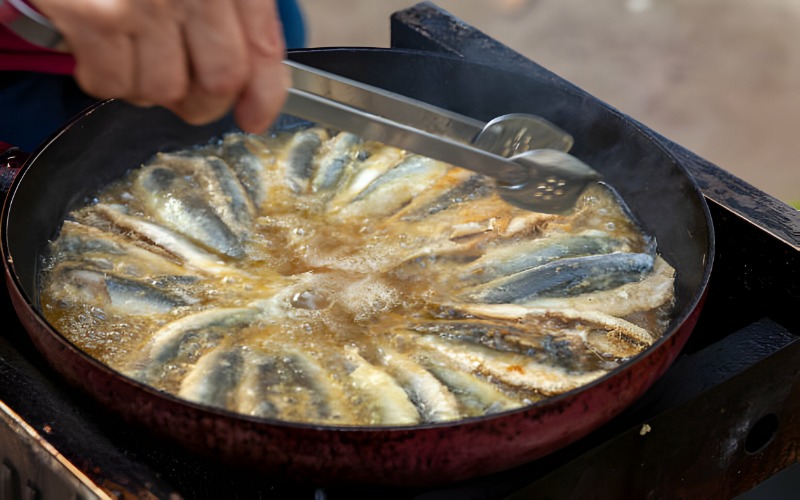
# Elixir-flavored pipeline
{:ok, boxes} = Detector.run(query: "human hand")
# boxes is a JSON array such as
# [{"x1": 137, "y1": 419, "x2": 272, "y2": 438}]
[{"x1": 29, "y1": 0, "x2": 289, "y2": 133}]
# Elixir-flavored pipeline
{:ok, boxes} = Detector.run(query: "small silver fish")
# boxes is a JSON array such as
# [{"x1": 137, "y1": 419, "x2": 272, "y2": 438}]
[
  {"x1": 179, "y1": 346, "x2": 245, "y2": 408},
  {"x1": 128, "y1": 307, "x2": 260, "y2": 385},
  {"x1": 232, "y1": 346, "x2": 352, "y2": 424},
  {"x1": 414, "y1": 351, "x2": 523, "y2": 415},
  {"x1": 92, "y1": 204, "x2": 242, "y2": 277},
  {"x1": 133, "y1": 164, "x2": 244, "y2": 259},
  {"x1": 154, "y1": 152, "x2": 256, "y2": 234},
  {"x1": 47, "y1": 265, "x2": 193, "y2": 315},
  {"x1": 376, "y1": 345, "x2": 461, "y2": 423},
  {"x1": 54, "y1": 220, "x2": 192, "y2": 279},
  {"x1": 465, "y1": 251, "x2": 655, "y2": 303},
  {"x1": 280, "y1": 127, "x2": 328, "y2": 193},
  {"x1": 461, "y1": 230, "x2": 625, "y2": 283},
  {"x1": 40, "y1": 127, "x2": 676, "y2": 428},
  {"x1": 344, "y1": 346, "x2": 420, "y2": 426},
  {"x1": 413, "y1": 334, "x2": 607, "y2": 396},
  {"x1": 311, "y1": 131, "x2": 362, "y2": 193},
  {"x1": 220, "y1": 134, "x2": 274, "y2": 209}
]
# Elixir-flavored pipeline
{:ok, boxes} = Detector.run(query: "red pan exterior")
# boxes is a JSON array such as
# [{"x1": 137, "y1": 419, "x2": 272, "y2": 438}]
[{"x1": 1, "y1": 48, "x2": 714, "y2": 485}]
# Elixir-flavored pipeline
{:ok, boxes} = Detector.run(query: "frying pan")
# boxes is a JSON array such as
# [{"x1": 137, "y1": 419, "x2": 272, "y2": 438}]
[{"x1": 1, "y1": 48, "x2": 713, "y2": 485}]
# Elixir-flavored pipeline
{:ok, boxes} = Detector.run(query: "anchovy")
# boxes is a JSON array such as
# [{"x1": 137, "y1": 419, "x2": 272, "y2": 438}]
[
  {"x1": 326, "y1": 145, "x2": 406, "y2": 211},
  {"x1": 154, "y1": 152, "x2": 256, "y2": 233},
  {"x1": 128, "y1": 307, "x2": 259, "y2": 384},
  {"x1": 338, "y1": 155, "x2": 450, "y2": 219},
  {"x1": 444, "y1": 303, "x2": 656, "y2": 356},
  {"x1": 393, "y1": 172, "x2": 494, "y2": 222},
  {"x1": 133, "y1": 164, "x2": 244, "y2": 258},
  {"x1": 413, "y1": 334, "x2": 607, "y2": 396},
  {"x1": 377, "y1": 346, "x2": 461, "y2": 423},
  {"x1": 93, "y1": 204, "x2": 242, "y2": 277},
  {"x1": 405, "y1": 319, "x2": 596, "y2": 372},
  {"x1": 233, "y1": 347, "x2": 352, "y2": 424},
  {"x1": 179, "y1": 346, "x2": 245, "y2": 408},
  {"x1": 220, "y1": 134, "x2": 273, "y2": 208},
  {"x1": 54, "y1": 220, "x2": 192, "y2": 279},
  {"x1": 344, "y1": 346, "x2": 419, "y2": 425},
  {"x1": 414, "y1": 352, "x2": 522, "y2": 415},
  {"x1": 462, "y1": 230, "x2": 624, "y2": 284},
  {"x1": 281, "y1": 127, "x2": 327, "y2": 193},
  {"x1": 311, "y1": 132, "x2": 362, "y2": 193},
  {"x1": 465, "y1": 251, "x2": 655, "y2": 303},
  {"x1": 521, "y1": 255, "x2": 676, "y2": 317},
  {"x1": 48, "y1": 265, "x2": 194, "y2": 315}
]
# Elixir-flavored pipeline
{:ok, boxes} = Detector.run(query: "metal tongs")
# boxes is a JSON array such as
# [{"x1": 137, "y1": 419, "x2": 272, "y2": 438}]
[
  {"x1": 284, "y1": 61, "x2": 601, "y2": 213},
  {"x1": 0, "y1": 0, "x2": 599, "y2": 213}
]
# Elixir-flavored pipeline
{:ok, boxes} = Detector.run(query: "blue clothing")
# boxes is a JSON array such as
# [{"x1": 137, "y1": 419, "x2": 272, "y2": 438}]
[
  {"x1": 1, "y1": 0, "x2": 305, "y2": 152},
  {"x1": 279, "y1": 0, "x2": 306, "y2": 50}
]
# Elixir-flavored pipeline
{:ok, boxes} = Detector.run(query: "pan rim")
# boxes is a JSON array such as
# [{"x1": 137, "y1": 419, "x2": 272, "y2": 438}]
[{"x1": 0, "y1": 47, "x2": 715, "y2": 476}]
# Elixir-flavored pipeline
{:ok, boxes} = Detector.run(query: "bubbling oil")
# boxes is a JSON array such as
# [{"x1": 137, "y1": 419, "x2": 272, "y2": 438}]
[{"x1": 38, "y1": 130, "x2": 674, "y2": 426}]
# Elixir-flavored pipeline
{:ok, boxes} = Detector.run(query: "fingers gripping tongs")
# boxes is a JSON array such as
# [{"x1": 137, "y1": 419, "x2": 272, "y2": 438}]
[
  {"x1": 0, "y1": 0, "x2": 599, "y2": 213},
  {"x1": 283, "y1": 61, "x2": 600, "y2": 213}
]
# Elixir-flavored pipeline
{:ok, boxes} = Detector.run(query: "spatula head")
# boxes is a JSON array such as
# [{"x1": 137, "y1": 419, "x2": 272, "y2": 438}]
[
  {"x1": 497, "y1": 149, "x2": 601, "y2": 214},
  {"x1": 472, "y1": 113, "x2": 574, "y2": 157}
]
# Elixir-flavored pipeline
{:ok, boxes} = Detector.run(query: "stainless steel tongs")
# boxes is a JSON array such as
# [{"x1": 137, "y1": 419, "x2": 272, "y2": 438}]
[
  {"x1": 0, "y1": 0, "x2": 599, "y2": 213},
  {"x1": 283, "y1": 61, "x2": 600, "y2": 213}
]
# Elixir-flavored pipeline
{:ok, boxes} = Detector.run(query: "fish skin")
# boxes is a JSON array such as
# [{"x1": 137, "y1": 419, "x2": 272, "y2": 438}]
[
  {"x1": 311, "y1": 132, "x2": 362, "y2": 193},
  {"x1": 377, "y1": 346, "x2": 461, "y2": 423},
  {"x1": 520, "y1": 255, "x2": 676, "y2": 317},
  {"x1": 415, "y1": 352, "x2": 522, "y2": 415},
  {"x1": 338, "y1": 155, "x2": 451, "y2": 219},
  {"x1": 442, "y1": 302, "x2": 656, "y2": 358},
  {"x1": 326, "y1": 145, "x2": 406, "y2": 211},
  {"x1": 47, "y1": 265, "x2": 193, "y2": 315},
  {"x1": 344, "y1": 346, "x2": 420, "y2": 425},
  {"x1": 234, "y1": 353, "x2": 281, "y2": 418},
  {"x1": 54, "y1": 220, "x2": 192, "y2": 279},
  {"x1": 93, "y1": 204, "x2": 243, "y2": 277},
  {"x1": 391, "y1": 172, "x2": 494, "y2": 223},
  {"x1": 462, "y1": 230, "x2": 624, "y2": 284},
  {"x1": 281, "y1": 127, "x2": 327, "y2": 193},
  {"x1": 128, "y1": 307, "x2": 259, "y2": 384},
  {"x1": 234, "y1": 347, "x2": 352, "y2": 424},
  {"x1": 102, "y1": 272, "x2": 195, "y2": 314},
  {"x1": 179, "y1": 347, "x2": 245, "y2": 408},
  {"x1": 406, "y1": 319, "x2": 586, "y2": 366},
  {"x1": 414, "y1": 335, "x2": 607, "y2": 396},
  {"x1": 220, "y1": 134, "x2": 273, "y2": 208},
  {"x1": 155, "y1": 152, "x2": 256, "y2": 233},
  {"x1": 406, "y1": 319, "x2": 533, "y2": 352},
  {"x1": 133, "y1": 164, "x2": 244, "y2": 259},
  {"x1": 466, "y1": 251, "x2": 655, "y2": 303}
]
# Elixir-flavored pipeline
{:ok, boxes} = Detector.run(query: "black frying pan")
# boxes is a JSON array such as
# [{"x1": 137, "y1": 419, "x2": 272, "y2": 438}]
[{"x1": 1, "y1": 48, "x2": 713, "y2": 485}]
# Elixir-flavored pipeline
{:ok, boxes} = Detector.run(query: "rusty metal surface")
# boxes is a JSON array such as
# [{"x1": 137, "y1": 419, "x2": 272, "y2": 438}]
[{"x1": 0, "y1": 400, "x2": 110, "y2": 500}]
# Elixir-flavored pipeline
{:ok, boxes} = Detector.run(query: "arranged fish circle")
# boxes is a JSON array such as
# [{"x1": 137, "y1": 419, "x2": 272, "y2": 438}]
[{"x1": 39, "y1": 125, "x2": 676, "y2": 427}]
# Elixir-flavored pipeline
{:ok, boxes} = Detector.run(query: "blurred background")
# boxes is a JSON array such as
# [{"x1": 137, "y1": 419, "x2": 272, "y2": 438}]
[{"x1": 301, "y1": 0, "x2": 800, "y2": 207}]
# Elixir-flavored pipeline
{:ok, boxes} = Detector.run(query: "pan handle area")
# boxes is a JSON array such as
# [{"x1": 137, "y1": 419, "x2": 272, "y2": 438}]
[{"x1": 0, "y1": 142, "x2": 27, "y2": 195}]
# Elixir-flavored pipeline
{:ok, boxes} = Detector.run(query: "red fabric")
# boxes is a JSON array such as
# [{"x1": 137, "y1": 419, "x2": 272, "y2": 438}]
[{"x1": 0, "y1": 25, "x2": 75, "y2": 74}]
